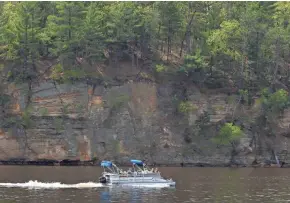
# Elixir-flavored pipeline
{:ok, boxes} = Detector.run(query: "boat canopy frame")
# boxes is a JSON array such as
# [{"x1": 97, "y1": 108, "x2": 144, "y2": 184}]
[
  {"x1": 130, "y1": 159, "x2": 154, "y2": 173},
  {"x1": 100, "y1": 161, "x2": 122, "y2": 174},
  {"x1": 100, "y1": 159, "x2": 158, "y2": 174}
]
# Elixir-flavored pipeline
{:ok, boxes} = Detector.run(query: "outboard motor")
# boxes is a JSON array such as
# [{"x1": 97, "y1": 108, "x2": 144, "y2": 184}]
[{"x1": 99, "y1": 176, "x2": 107, "y2": 183}]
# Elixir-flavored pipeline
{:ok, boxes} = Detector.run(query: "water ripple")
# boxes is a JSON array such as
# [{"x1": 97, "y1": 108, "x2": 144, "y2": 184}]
[{"x1": 1, "y1": 167, "x2": 290, "y2": 202}]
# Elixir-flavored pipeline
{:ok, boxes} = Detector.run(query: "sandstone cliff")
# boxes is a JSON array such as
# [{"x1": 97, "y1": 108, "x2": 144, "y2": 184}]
[{"x1": 1, "y1": 66, "x2": 290, "y2": 167}]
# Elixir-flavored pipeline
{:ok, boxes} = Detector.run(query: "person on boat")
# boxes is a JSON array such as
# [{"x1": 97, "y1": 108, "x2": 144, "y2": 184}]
[
  {"x1": 154, "y1": 168, "x2": 159, "y2": 173},
  {"x1": 127, "y1": 167, "x2": 133, "y2": 174}
]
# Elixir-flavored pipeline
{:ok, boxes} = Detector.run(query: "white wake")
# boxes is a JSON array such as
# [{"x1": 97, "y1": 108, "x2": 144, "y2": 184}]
[
  {"x1": 0, "y1": 181, "x2": 173, "y2": 189},
  {"x1": 0, "y1": 180, "x2": 104, "y2": 189}
]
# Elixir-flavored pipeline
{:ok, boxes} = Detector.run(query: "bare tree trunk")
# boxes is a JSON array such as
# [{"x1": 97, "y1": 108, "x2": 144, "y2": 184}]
[
  {"x1": 108, "y1": 45, "x2": 114, "y2": 68},
  {"x1": 239, "y1": 35, "x2": 247, "y2": 91},
  {"x1": 185, "y1": 30, "x2": 192, "y2": 54},
  {"x1": 271, "y1": 38, "x2": 280, "y2": 91},
  {"x1": 68, "y1": 7, "x2": 71, "y2": 41},
  {"x1": 179, "y1": 6, "x2": 196, "y2": 57},
  {"x1": 231, "y1": 95, "x2": 242, "y2": 121},
  {"x1": 247, "y1": 31, "x2": 260, "y2": 106},
  {"x1": 26, "y1": 79, "x2": 33, "y2": 108},
  {"x1": 167, "y1": 20, "x2": 171, "y2": 62},
  {"x1": 23, "y1": 16, "x2": 29, "y2": 76},
  {"x1": 131, "y1": 48, "x2": 135, "y2": 69},
  {"x1": 136, "y1": 52, "x2": 139, "y2": 69},
  {"x1": 230, "y1": 141, "x2": 238, "y2": 165},
  {"x1": 157, "y1": 24, "x2": 161, "y2": 51}
]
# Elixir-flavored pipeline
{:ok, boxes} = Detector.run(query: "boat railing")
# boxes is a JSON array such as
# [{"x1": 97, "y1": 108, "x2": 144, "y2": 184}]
[{"x1": 132, "y1": 163, "x2": 160, "y2": 175}]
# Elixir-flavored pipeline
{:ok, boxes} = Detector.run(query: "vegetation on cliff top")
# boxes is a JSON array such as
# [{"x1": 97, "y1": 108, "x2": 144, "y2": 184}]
[
  {"x1": 0, "y1": 2, "x2": 288, "y2": 90},
  {"x1": 1, "y1": 2, "x2": 290, "y2": 157}
]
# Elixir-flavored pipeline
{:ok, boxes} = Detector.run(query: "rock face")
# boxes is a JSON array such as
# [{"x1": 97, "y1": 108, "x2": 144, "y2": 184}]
[{"x1": 1, "y1": 79, "x2": 290, "y2": 166}]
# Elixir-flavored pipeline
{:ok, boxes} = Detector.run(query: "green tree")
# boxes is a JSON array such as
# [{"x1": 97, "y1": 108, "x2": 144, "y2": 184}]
[
  {"x1": 45, "y1": 2, "x2": 86, "y2": 67},
  {"x1": 155, "y1": 2, "x2": 184, "y2": 61},
  {"x1": 213, "y1": 123, "x2": 243, "y2": 145}
]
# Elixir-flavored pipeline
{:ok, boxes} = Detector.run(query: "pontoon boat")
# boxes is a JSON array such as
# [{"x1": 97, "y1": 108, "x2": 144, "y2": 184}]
[{"x1": 98, "y1": 160, "x2": 176, "y2": 187}]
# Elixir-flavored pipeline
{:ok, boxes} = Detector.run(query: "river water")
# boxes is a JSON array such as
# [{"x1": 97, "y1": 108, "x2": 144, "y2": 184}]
[{"x1": 0, "y1": 166, "x2": 290, "y2": 202}]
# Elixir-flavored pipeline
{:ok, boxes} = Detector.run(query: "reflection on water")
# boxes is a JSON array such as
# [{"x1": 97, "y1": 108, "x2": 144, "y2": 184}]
[
  {"x1": 99, "y1": 186, "x2": 176, "y2": 203},
  {"x1": 100, "y1": 191, "x2": 110, "y2": 202},
  {"x1": 0, "y1": 166, "x2": 290, "y2": 202}
]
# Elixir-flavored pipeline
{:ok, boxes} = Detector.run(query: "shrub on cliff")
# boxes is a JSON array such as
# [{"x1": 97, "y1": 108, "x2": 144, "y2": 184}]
[
  {"x1": 260, "y1": 88, "x2": 290, "y2": 115},
  {"x1": 177, "y1": 50, "x2": 210, "y2": 85},
  {"x1": 178, "y1": 101, "x2": 198, "y2": 115},
  {"x1": 155, "y1": 64, "x2": 167, "y2": 73},
  {"x1": 212, "y1": 122, "x2": 243, "y2": 145}
]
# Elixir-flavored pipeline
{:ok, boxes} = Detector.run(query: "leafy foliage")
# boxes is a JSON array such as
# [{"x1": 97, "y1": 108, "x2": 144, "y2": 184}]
[
  {"x1": 155, "y1": 64, "x2": 167, "y2": 73},
  {"x1": 0, "y1": 1, "x2": 287, "y2": 92},
  {"x1": 212, "y1": 123, "x2": 243, "y2": 145},
  {"x1": 208, "y1": 20, "x2": 244, "y2": 60},
  {"x1": 260, "y1": 88, "x2": 290, "y2": 114},
  {"x1": 178, "y1": 101, "x2": 198, "y2": 114},
  {"x1": 179, "y1": 50, "x2": 208, "y2": 75}
]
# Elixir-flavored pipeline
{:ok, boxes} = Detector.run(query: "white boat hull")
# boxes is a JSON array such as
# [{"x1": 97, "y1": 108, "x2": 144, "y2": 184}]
[
  {"x1": 100, "y1": 174, "x2": 176, "y2": 187},
  {"x1": 99, "y1": 160, "x2": 176, "y2": 187},
  {"x1": 107, "y1": 182, "x2": 176, "y2": 187}
]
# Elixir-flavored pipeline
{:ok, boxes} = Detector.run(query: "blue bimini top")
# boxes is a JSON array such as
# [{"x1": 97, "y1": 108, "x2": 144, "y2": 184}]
[
  {"x1": 101, "y1": 161, "x2": 113, "y2": 167},
  {"x1": 130, "y1": 159, "x2": 144, "y2": 166}
]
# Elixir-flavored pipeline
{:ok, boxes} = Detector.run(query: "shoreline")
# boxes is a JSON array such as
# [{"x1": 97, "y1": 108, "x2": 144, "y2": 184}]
[{"x1": 0, "y1": 159, "x2": 288, "y2": 168}]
